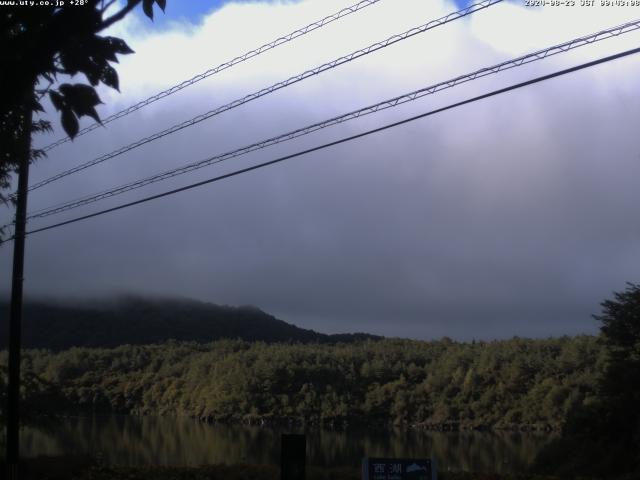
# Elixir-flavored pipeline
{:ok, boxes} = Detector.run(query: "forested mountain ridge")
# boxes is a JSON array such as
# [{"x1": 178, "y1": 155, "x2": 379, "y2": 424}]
[
  {"x1": 0, "y1": 296, "x2": 379, "y2": 350},
  {"x1": 0, "y1": 336, "x2": 604, "y2": 430}
]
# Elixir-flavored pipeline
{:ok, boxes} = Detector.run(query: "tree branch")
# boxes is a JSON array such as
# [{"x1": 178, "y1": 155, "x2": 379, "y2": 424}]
[
  {"x1": 35, "y1": 79, "x2": 54, "y2": 100},
  {"x1": 101, "y1": 0, "x2": 117, "y2": 14},
  {"x1": 99, "y1": 0, "x2": 141, "y2": 31}
]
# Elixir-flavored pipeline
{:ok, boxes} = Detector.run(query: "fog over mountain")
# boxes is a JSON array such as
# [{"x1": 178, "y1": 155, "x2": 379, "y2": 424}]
[
  {"x1": 0, "y1": 296, "x2": 380, "y2": 350},
  {"x1": 1, "y1": 0, "x2": 639, "y2": 340}
]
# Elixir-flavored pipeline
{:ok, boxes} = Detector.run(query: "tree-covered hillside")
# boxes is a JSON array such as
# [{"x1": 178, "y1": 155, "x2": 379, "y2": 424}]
[
  {"x1": 0, "y1": 336, "x2": 604, "y2": 430},
  {"x1": 0, "y1": 296, "x2": 378, "y2": 350}
]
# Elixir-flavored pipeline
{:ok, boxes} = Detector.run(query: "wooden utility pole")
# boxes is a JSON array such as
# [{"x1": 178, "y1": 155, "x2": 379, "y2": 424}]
[{"x1": 6, "y1": 81, "x2": 34, "y2": 480}]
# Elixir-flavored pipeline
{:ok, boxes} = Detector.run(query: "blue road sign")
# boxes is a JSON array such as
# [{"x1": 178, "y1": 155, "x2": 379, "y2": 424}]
[{"x1": 362, "y1": 457, "x2": 437, "y2": 480}]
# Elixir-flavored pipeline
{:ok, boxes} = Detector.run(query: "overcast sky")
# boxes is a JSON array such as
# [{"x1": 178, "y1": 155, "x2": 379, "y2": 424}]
[{"x1": 2, "y1": 0, "x2": 640, "y2": 340}]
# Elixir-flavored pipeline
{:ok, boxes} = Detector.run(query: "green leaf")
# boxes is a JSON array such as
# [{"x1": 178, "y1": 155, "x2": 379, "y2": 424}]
[
  {"x1": 105, "y1": 36, "x2": 135, "y2": 55},
  {"x1": 142, "y1": 0, "x2": 154, "y2": 20},
  {"x1": 31, "y1": 120, "x2": 52, "y2": 134},
  {"x1": 59, "y1": 83, "x2": 102, "y2": 107},
  {"x1": 59, "y1": 50, "x2": 82, "y2": 76},
  {"x1": 59, "y1": 84, "x2": 103, "y2": 122},
  {"x1": 100, "y1": 64, "x2": 119, "y2": 91},
  {"x1": 97, "y1": 36, "x2": 119, "y2": 62},
  {"x1": 29, "y1": 148, "x2": 46, "y2": 162},
  {"x1": 32, "y1": 100, "x2": 45, "y2": 113},
  {"x1": 84, "y1": 106, "x2": 101, "y2": 124},
  {"x1": 49, "y1": 91, "x2": 65, "y2": 111},
  {"x1": 61, "y1": 108, "x2": 79, "y2": 138},
  {"x1": 82, "y1": 61, "x2": 102, "y2": 86},
  {"x1": 155, "y1": 0, "x2": 166, "y2": 12}
]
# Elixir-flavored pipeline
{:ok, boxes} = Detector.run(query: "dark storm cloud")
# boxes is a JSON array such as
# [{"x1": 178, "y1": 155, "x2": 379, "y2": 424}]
[{"x1": 2, "y1": 0, "x2": 639, "y2": 339}]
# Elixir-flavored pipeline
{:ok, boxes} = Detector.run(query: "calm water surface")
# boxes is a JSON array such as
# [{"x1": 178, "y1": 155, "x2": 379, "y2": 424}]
[{"x1": 17, "y1": 416, "x2": 554, "y2": 473}]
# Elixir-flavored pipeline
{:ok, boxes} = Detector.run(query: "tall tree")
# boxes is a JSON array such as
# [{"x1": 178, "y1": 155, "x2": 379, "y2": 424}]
[
  {"x1": 536, "y1": 283, "x2": 640, "y2": 477},
  {"x1": 0, "y1": 0, "x2": 166, "y2": 214},
  {"x1": 1, "y1": 2, "x2": 166, "y2": 478},
  {"x1": 593, "y1": 282, "x2": 640, "y2": 449}
]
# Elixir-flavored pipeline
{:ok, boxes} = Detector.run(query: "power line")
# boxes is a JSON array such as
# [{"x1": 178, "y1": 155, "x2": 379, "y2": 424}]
[
  {"x1": 25, "y1": 18, "x2": 640, "y2": 220},
  {"x1": 40, "y1": 0, "x2": 385, "y2": 152},
  {"x1": 20, "y1": 46, "x2": 640, "y2": 239},
  {"x1": 28, "y1": 0, "x2": 502, "y2": 192}
]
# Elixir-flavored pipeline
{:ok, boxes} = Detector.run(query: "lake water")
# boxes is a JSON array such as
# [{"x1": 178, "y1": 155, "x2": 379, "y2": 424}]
[{"x1": 16, "y1": 416, "x2": 554, "y2": 473}]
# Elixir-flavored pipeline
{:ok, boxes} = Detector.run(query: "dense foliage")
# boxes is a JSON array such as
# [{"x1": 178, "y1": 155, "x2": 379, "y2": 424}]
[
  {"x1": 535, "y1": 283, "x2": 640, "y2": 477},
  {"x1": 0, "y1": 297, "x2": 378, "y2": 351},
  {"x1": 0, "y1": 336, "x2": 604, "y2": 430},
  {"x1": 592, "y1": 282, "x2": 640, "y2": 443},
  {"x1": 0, "y1": 0, "x2": 165, "y2": 217}
]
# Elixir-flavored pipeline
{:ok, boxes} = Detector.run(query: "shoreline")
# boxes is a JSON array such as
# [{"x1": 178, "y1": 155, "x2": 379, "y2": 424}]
[
  {"x1": 2, "y1": 459, "x2": 567, "y2": 480},
  {"x1": 19, "y1": 412, "x2": 562, "y2": 433}
]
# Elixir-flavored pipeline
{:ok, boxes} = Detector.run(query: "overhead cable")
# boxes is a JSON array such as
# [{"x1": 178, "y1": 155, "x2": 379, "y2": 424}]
[
  {"x1": 25, "y1": 19, "x2": 640, "y2": 220},
  {"x1": 40, "y1": 0, "x2": 385, "y2": 152},
  {"x1": 29, "y1": 0, "x2": 502, "y2": 192},
  {"x1": 19, "y1": 45, "x2": 640, "y2": 238}
]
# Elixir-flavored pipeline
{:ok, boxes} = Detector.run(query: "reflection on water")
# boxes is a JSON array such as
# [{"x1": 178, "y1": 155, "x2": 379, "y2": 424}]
[{"x1": 16, "y1": 416, "x2": 554, "y2": 473}]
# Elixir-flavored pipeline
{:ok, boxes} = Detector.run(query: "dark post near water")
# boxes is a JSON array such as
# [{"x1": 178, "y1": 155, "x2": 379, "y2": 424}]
[{"x1": 281, "y1": 434, "x2": 306, "y2": 480}]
